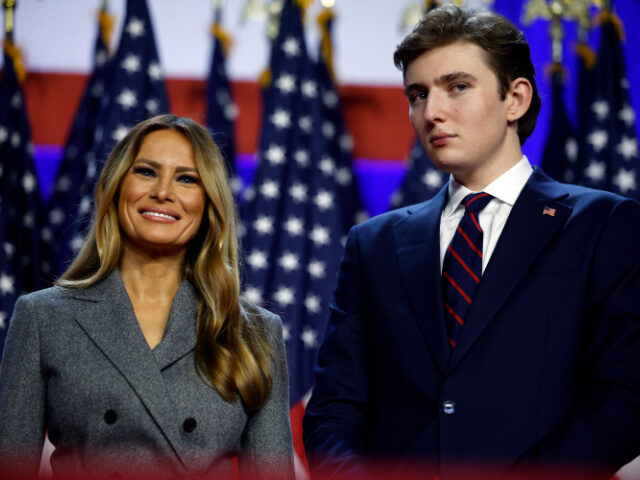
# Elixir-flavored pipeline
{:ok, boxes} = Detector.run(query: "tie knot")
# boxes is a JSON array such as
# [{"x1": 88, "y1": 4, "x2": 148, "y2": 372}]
[{"x1": 463, "y1": 192, "x2": 492, "y2": 214}]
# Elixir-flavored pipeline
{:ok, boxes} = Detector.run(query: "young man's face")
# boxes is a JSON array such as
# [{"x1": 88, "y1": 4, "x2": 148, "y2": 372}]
[{"x1": 404, "y1": 41, "x2": 518, "y2": 188}]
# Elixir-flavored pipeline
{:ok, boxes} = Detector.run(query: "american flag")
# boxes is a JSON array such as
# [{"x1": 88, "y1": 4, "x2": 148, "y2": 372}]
[
  {"x1": 390, "y1": 138, "x2": 447, "y2": 209},
  {"x1": 315, "y1": 9, "x2": 366, "y2": 232},
  {"x1": 0, "y1": 41, "x2": 44, "y2": 357},
  {"x1": 541, "y1": 66, "x2": 579, "y2": 184},
  {"x1": 206, "y1": 6, "x2": 240, "y2": 198},
  {"x1": 69, "y1": 0, "x2": 169, "y2": 253},
  {"x1": 578, "y1": 11, "x2": 639, "y2": 201},
  {"x1": 47, "y1": 5, "x2": 113, "y2": 276},
  {"x1": 240, "y1": 0, "x2": 346, "y2": 408}
]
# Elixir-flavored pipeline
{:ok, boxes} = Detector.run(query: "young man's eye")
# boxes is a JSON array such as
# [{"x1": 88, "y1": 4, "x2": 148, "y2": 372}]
[
  {"x1": 133, "y1": 166, "x2": 155, "y2": 177},
  {"x1": 409, "y1": 91, "x2": 427, "y2": 104},
  {"x1": 451, "y1": 83, "x2": 468, "y2": 93}
]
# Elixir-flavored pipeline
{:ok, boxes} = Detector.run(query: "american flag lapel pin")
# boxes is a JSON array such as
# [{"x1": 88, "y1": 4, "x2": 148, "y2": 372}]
[{"x1": 542, "y1": 206, "x2": 556, "y2": 217}]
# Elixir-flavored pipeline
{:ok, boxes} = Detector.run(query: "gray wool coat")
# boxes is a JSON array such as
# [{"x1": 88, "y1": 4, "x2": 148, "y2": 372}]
[{"x1": 0, "y1": 270, "x2": 294, "y2": 479}]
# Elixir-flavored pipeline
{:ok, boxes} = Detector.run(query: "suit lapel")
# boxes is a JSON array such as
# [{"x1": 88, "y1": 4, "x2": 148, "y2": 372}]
[
  {"x1": 448, "y1": 169, "x2": 572, "y2": 371},
  {"x1": 69, "y1": 270, "x2": 192, "y2": 469},
  {"x1": 393, "y1": 187, "x2": 449, "y2": 374}
]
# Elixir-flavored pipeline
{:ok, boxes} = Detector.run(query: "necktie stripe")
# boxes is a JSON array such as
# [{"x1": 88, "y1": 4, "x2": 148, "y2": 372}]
[
  {"x1": 447, "y1": 245, "x2": 480, "y2": 283},
  {"x1": 464, "y1": 192, "x2": 489, "y2": 207},
  {"x1": 469, "y1": 212, "x2": 483, "y2": 233},
  {"x1": 456, "y1": 225, "x2": 483, "y2": 258},
  {"x1": 444, "y1": 302, "x2": 464, "y2": 326},
  {"x1": 443, "y1": 270, "x2": 472, "y2": 304}
]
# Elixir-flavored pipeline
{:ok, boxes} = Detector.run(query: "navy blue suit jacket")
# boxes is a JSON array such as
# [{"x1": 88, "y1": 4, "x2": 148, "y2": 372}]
[{"x1": 303, "y1": 168, "x2": 640, "y2": 478}]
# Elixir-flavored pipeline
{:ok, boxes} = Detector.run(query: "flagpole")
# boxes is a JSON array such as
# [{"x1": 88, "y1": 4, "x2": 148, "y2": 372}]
[{"x1": 3, "y1": 0, "x2": 16, "y2": 43}]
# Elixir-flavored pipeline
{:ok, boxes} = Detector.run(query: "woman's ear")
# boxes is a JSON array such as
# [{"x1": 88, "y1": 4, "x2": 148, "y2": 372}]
[{"x1": 506, "y1": 77, "x2": 533, "y2": 122}]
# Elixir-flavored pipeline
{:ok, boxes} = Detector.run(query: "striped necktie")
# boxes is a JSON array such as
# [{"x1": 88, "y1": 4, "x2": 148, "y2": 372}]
[{"x1": 442, "y1": 192, "x2": 493, "y2": 349}]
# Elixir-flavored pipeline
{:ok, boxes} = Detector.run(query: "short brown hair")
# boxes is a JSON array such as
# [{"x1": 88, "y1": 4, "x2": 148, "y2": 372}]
[{"x1": 394, "y1": 5, "x2": 541, "y2": 145}]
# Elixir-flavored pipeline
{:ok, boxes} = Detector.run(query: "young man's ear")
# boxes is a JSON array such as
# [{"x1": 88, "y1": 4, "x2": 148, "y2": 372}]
[{"x1": 506, "y1": 77, "x2": 533, "y2": 122}]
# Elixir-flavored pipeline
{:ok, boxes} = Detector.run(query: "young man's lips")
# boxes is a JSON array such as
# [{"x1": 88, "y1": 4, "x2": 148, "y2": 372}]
[
  {"x1": 430, "y1": 133, "x2": 455, "y2": 146},
  {"x1": 139, "y1": 208, "x2": 180, "y2": 222}
]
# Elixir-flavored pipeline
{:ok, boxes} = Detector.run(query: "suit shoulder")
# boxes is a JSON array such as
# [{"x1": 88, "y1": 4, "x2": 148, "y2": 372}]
[
  {"x1": 17, "y1": 285, "x2": 74, "y2": 309},
  {"x1": 239, "y1": 299, "x2": 283, "y2": 337},
  {"x1": 559, "y1": 182, "x2": 640, "y2": 213}
]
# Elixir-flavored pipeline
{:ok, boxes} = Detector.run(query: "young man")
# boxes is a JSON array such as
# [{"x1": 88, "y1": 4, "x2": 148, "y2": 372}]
[{"x1": 303, "y1": 5, "x2": 640, "y2": 479}]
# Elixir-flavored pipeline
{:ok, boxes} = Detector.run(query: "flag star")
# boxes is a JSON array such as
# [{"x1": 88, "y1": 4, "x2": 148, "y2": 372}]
[
  {"x1": 0, "y1": 126, "x2": 7, "y2": 143},
  {"x1": 22, "y1": 172, "x2": 37, "y2": 193},
  {"x1": 145, "y1": 98, "x2": 160, "y2": 114},
  {"x1": 244, "y1": 185, "x2": 256, "y2": 202},
  {"x1": 70, "y1": 234, "x2": 85, "y2": 252},
  {"x1": 300, "y1": 326, "x2": 318, "y2": 349},
  {"x1": 305, "y1": 294, "x2": 321, "y2": 314},
  {"x1": 49, "y1": 207, "x2": 65, "y2": 225},
  {"x1": 301, "y1": 80, "x2": 318, "y2": 98},
  {"x1": 10, "y1": 92, "x2": 22, "y2": 108},
  {"x1": 0, "y1": 311, "x2": 6, "y2": 329},
  {"x1": 282, "y1": 323, "x2": 291, "y2": 341},
  {"x1": 264, "y1": 144, "x2": 286, "y2": 165},
  {"x1": 112, "y1": 125, "x2": 130, "y2": 142},
  {"x1": 322, "y1": 121, "x2": 335, "y2": 139},
  {"x1": 309, "y1": 225, "x2": 330, "y2": 246},
  {"x1": 314, "y1": 190, "x2": 334, "y2": 210},
  {"x1": 23, "y1": 212, "x2": 35, "y2": 228},
  {"x1": 335, "y1": 167, "x2": 352, "y2": 186},
  {"x1": 619, "y1": 104, "x2": 635, "y2": 126},
  {"x1": 0, "y1": 272, "x2": 15, "y2": 295},
  {"x1": 284, "y1": 216, "x2": 304, "y2": 236},
  {"x1": 79, "y1": 196, "x2": 92, "y2": 215},
  {"x1": 591, "y1": 100, "x2": 609, "y2": 120},
  {"x1": 147, "y1": 61, "x2": 162, "y2": 81},
  {"x1": 319, "y1": 157, "x2": 335, "y2": 176},
  {"x1": 587, "y1": 129, "x2": 608, "y2": 152},
  {"x1": 274, "y1": 286, "x2": 296, "y2": 307},
  {"x1": 244, "y1": 286, "x2": 263, "y2": 304},
  {"x1": 91, "y1": 82, "x2": 104, "y2": 97},
  {"x1": 224, "y1": 103, "x2": 239, "y2": 121},
  {"x1": 4, "y1": 242, "x2": 15, "y2": 258},
  {"x1": 230, "y1": 175, "x2": 243, "y2": 195},
  {"x1": 612, "y1": 169, "x2": 637, "y2": 193},
  {"x1": 95, "y1": 49, "x2": 107, "y2": 67},
  {"x1": 270, "y1": 109, "x2": 292, "y2": 129},
  {"x1": 339, "y1": 134, "x2": 354, "y2": 153},
  {"x1": 584, "y1": 160, "x2": 606, "y2": 183},
  {"x1": 294, "y1": 149, "x2": 310, "y2": 167},
  {"x1": 621, "y1": 78, "x2": 630, "y2": 89},
  {"x1": 282, "y1": 37, "x2": 301, "y2": 57},
  {"x1": 278, "y1": 252, "x2": 300, "y2": 272},
  {"x1": 423, "y1": 169, "x2": 444, "y2": 188},
  {"x1": 275, "y1": 73, "x2": 296, "y2": 94},
  {"x1": 253, "y1": 215, "x2": 274, "y2": 235},
  {"x1": 299, "y1": 116, "x2": 313, "y2": 133},
  {"x1": 289, "y1": 183, "x2": 308, "y2": 202},
  {"x1": 615, "y1": 136, "x2": 638, "y2": 160},
  {"x1": 246, "y1": 250, "x2": 269, "y2": 271},
  {"x1": 41, "y1": 227, "x2": 52, "y2": 242},
  {"x1": 117, "y1": 88, "x2": 138, "y2": 110},
  {"x1": 126, "y1": 17, "x2": 145, "y2": 38},
  {"x1": 307, "y1": 259, "x2": 326, "y2": 279},
  {"x1": 323, "y1": 90, "x2": 339, "y2": 108},
  {"x1": 565, "y1": 138, "x2": 578, "y2": 162},
  {"x1": 121, "y1": 54, "x2": 142, "y2": 74},
  {"x1": 260, "y1": 180, "x2": 280, "y2": 199},
  {"x1": 11, "y1": 132, "x2": 21, "y2": 148}
]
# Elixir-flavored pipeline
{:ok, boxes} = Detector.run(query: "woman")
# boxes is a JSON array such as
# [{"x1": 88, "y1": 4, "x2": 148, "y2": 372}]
[{"x1": 0, "y1": 115, "x2": 293, "y2": 479}]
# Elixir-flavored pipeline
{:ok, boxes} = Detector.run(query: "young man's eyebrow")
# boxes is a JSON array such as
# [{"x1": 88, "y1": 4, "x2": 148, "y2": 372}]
[
  {"x1": 436, "y1": 72, "x2": 477, "y2": 84},
  {"x1": 404, "y1": 82, "x2": 425, "y2": 97}
]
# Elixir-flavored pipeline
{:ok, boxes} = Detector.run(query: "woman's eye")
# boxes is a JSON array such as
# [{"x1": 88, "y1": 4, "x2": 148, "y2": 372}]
[
  {"x1": 133, "y1": 166, "x2": 155, "y2": 177},
  {"x1": 178, "y1": 174, "x2": 200, "y2": 185}
]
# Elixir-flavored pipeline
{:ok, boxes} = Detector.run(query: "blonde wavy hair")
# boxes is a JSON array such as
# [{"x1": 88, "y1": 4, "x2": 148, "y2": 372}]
[{"x1": 58, "y1": 114, "x2": 275, "y2": 412}]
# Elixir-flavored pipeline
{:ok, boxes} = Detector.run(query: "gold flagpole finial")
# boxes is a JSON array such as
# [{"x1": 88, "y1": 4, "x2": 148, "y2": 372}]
[{"x1": 3, "y1": 0, "x2": 16, "y2": 42}]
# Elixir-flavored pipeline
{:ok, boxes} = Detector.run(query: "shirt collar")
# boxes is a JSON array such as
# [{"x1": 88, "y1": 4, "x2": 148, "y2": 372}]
[{"x1": 443, "y1": 157, "x2": 533, "y2": 218}]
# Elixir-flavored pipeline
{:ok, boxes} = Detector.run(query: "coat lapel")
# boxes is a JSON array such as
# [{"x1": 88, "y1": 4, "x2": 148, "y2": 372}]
[
  {"x1": 393, "y1": 187, "x2": 450, "y2": 374},
  {"x1": 69, "y1": 270, "x2": 195, "y2": 470},
  {"x1": 448, "y1": 168, "x2": 572, "y2": 371}
]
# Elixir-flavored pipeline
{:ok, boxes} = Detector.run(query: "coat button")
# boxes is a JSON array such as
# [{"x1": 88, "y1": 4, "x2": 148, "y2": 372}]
[
  {"x1": 442, "y1": 401, "x2": 456, "y2": 415},
  {"x1": 183, "y1": 417, "x2": 197, "y2": 433},
  {"x1": 104, "y1": 409, "x2": 118, "y2": 424}
]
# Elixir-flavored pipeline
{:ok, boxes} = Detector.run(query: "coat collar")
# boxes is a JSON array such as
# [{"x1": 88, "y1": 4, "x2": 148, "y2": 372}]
[{"x1": 67, "y1": 268, "x2": 199, "y2": 469}]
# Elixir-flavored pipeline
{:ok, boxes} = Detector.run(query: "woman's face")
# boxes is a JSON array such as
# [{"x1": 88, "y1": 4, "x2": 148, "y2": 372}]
[{"x1": 117, "y1": 129, "x2": 207, "y2": 257}]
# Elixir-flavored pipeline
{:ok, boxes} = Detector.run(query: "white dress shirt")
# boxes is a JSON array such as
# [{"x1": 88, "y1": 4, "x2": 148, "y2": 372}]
[{"x1": 439, "y1": 157, "x2": 533, "y2": 273}]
